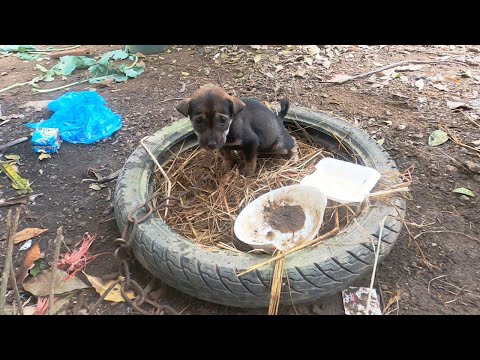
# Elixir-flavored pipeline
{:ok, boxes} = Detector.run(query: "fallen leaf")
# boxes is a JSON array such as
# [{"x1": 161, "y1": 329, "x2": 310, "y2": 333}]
[
  {"x1": 447, "y1": 101, "x2": 471, "y2": 110},
  {"x1": 17, "y1": 243, "x2": 42, "y2": 286},
  {"x1": 294, "y1": 68, "x2": 306, "y2": 78},
  {"x1": 432, "y1": 83, "x2": 449, "y2": 91},
  {"x1": 19, "y1": 239, "x2": 33, "y2": 251},
  {"x1": 89, "y1": 184, "x2": 104, "y2": 191},
  {"x1": 395, "y1": 64, "x2": 423, "y2": 72},
  {"x1": 253, "y1": 54, "x2": 262, "y2": 63},
  {"x1": 377, "y1": 138, "x2": 385, "y2": 146},
  {"x1": 415, "y1": 79, "x2": 425, "y2": 91},
  {"x1": 0, "y1": 162, "x2": 32, "y2": 194},
  {"x1": 428, "y1": 130, "x2": 449, "y2": 147},
  {"x1": 181, "y1": 71, "x2": 190, "y2": 76},
  {"x1": 5, "y1": 154, "x2": 21, "y2": 163},
  {"x1": 326, "y1": 73, "x2": 352, "y2": 83},
  {"x1": 452, "y1": 187, "x2": 475, "y2": 197},
  {"x1": 84, "y1": 273, "x2": 135, "y2": 302},
  {"x1": 23, "y1": 268, "x2": 89, "y2": 296},
  {"x1": 38, "y1": 153, "x2": 51, "y2": 160},
  {"x1": 13, "y1": 228, "x2": 48, "y2": 244}
]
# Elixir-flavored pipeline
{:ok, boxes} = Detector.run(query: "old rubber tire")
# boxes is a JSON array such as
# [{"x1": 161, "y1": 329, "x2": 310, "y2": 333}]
[{"x1": 114, "y1": 107, "x2": 406, "y2": 308}]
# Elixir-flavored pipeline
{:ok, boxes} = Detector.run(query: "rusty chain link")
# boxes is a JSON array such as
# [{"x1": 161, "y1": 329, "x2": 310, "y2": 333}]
[{"x1": 111, "y1": 175, "x2": 207, "y2": 315}]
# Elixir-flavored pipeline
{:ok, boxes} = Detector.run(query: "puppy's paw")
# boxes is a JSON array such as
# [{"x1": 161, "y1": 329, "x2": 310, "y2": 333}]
[
  {"x1": 240, "y1": 163, "x2": 255, "y2": 177},
  {"x1": 222, "y1": 159, "x2": 235, "y2": 171}
]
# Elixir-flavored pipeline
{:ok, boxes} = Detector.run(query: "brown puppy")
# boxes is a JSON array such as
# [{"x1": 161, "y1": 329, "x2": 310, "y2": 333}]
[{"x1": 175, "y1": 84, "x2": 297, "y2": 176}]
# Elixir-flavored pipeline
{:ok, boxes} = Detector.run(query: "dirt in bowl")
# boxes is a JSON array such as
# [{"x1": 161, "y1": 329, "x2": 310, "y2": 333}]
[{"x1": 263, "y1": 202, "x2": 306, "y2": 233}]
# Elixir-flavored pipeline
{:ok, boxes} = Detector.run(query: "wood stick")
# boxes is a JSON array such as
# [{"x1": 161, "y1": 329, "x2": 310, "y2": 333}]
[
  {"x1": 321, "y1": 59, "x2": 465, "y2": 84},
  {"x1": 0, "y1": 208, "x2": 20, "y2": 315},
  {"x1": 47, "y1": 227, "x2": 63, "y2": 315},
  {"x1": 9, "y1": 262, "x2": 24, "y2": 315},
  {"x1": 50, "y1": 48, "x2": 92, "y2": 59},
  {"x1": 0, "y1": 137, "x2": 29, "y2": 152},
  {"x1": 236, "y1": 227, "x2": 339, "y2": 277}
]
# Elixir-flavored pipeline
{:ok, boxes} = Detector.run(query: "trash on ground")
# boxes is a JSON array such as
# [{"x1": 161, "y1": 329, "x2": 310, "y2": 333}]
[
  {"x1": 26, "y1": 91, "x2": 122, "y2": 144},
  {"x1": 342, "y1": 287, "x2": 382, "y2": 315},
  {"x1": 300, "y1": 158, "x2": 381, "y2": 203},
  {"x1": 31, "y1": 128, "x2": 62, "y2": 154},
  {"x1": 19, "y1": 239, "x2": 33, "y2": 251}
]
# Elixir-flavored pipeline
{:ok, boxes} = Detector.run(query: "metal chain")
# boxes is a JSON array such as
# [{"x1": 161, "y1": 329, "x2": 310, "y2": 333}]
[{"x1": 112, "y1": 176, "x2": 206, "y2": 315}]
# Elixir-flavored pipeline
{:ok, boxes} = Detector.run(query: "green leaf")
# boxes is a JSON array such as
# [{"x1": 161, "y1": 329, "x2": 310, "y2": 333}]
[
  {"x1": 88, "y1": 73, "x2": 128, "y2": 84},
  {"x1": 98, "y1": 50, "x2": 129, "y2": 66},
  {"x1": 88, "y1": 63, "x2": 109, "y2": 77},
  {"x1": 376, "y1": 138, "x2": 385, "y2": 146},
  {"x1": 17, "y1": 52, "x2": 41, "y2": 61},
  {"x1": 35, "y1": 64, "x2": 49, "y2": 73},
  {"x1": 123, "y1": 66, "x2": 145, "y2": 78},
  {"x1": 29, "y1": 258, "x2": 50, "y2": 277},
  {"x1": 452, "y1": 187, "x2": 475, "y2": 197},
  {"x1": 428, "y1": 130, "x2": 449, "y2": 147},
  {"x1": 54, "y1": 56, "x2": 96, "y2": 76},
  {"x1": 0, "y1": 45, "x2": 36, "y2": 53}
]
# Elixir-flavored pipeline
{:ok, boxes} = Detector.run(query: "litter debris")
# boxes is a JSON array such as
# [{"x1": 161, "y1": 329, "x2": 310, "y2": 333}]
[
  {"x1": 300, "y1": 158, "x2": 381, "y2": 203},
  {"x1": 26, "y1": 91, "x2": 122, "y2": 144},
  {"x1": 84, "y1": 273, "x2": 135, "y2": 303},
  {"x1": 19, "y1": 239, "x2": 33, "y2": 251},
  {"x1": 342, "y1": 287, "x2": 382, "y2": 315},
  {"x1": 428, "y1": 129, "x2": 449, "y2": 147},
  {"x1": 31, "y1": 128, "x2": 62, "y2": 154}
]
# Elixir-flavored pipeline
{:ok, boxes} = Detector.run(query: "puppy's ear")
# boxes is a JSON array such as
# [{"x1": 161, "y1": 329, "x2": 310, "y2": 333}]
[
  {"x1": 229, "y1": 97, "x2": 246, "y2": 116},
  {"x1": 175, "y1": 98, "x2": 191, "y2": 117}
]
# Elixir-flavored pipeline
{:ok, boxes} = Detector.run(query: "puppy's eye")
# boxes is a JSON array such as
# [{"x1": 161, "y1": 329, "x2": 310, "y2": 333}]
[
  {"x1": 195, "y1": 118, "x2": 204, "y2": 125},
  {"x1": 219, "y1": 117, "x2": 228, "y2": 125}
]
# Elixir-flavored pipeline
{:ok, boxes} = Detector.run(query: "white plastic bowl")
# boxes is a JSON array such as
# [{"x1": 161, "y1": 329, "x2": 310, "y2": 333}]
[
  {"x1": 300, "y1": 158, "x2": 381, "y2": 204},
  {"x1": 234, "y1": 185, "x2": 327, "y2": 252}
]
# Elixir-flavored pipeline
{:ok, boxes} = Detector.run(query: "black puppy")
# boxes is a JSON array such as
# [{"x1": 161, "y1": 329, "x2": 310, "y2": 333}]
[{"x1": 175, "y1": 85, "x2": 297, "y2": 176}]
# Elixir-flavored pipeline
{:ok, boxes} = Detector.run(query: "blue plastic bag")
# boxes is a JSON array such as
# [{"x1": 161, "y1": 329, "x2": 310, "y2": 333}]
[{"x1": 26, "y1": 91, "x2": 122, "y2": 144}]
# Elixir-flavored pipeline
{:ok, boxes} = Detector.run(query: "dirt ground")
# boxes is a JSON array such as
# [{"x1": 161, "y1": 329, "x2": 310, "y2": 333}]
[{"x1": 0, "y1": 45, "x2": 479, "y2": 315}]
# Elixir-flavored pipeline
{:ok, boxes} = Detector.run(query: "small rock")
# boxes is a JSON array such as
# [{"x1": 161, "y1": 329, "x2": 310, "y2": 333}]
[
  {"x1": 74, "y1": 208, "x2": 80, "y2": 213},
  {"x1": 446, "y1": 165, "x2": 457, "y2": 172},
  {"x1": 459, "y1": 195, "x2": 470, "y2": 202},
  {"x1": 397, "y1": 124, "x2": 407, "y2": 130},
  {"x1": 125, "y1": 97, "x2": 131, "y2": 101},
  {"x1": 401, "y1": 292, "x2": 410, "y2": 300},
  {"x1": 464, "y1": 160, "x2": 480, "y2": 174},
  {"x1": 385, "y1": 110, "x2": 392, "y2": 116},
  {"x1": 411, "y1": 133, "x2": 423, "y2": 139},
  {"x1": 1, "y1": 72, "x2": 7, "y2": 76}
]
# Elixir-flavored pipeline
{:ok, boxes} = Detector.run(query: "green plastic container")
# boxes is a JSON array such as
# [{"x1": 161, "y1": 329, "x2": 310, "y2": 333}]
[{"x1": 126, "y1": 45, "x2": 170, "y2": 55}]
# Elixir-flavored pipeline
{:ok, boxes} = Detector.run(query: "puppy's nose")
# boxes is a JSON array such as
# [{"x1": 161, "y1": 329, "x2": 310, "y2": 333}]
[{"x1": 207, "y1": 139, "x2": 217, "y2": 149}]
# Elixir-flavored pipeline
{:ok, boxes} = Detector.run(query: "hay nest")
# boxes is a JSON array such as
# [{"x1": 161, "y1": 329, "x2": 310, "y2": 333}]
[{"x1": 154, "y1": 132, "x2": 365, "y2": 252}]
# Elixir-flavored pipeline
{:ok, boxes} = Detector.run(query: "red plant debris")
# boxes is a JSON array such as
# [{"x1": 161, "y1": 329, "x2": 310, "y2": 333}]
[
  {"x1": 57, "y1": 233, "x2": 106, "y2": 279},
  {"x1": 34, "y1": 297, "x2": 57, "y2": 315}
]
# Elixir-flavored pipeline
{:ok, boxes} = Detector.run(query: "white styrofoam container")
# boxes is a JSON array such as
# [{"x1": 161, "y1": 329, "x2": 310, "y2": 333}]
[{"x1": 300, "y1": 158, "x2": 381, "y2": 203}]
